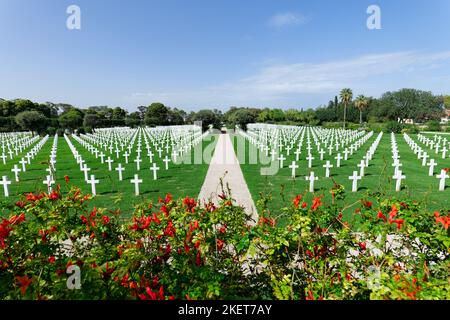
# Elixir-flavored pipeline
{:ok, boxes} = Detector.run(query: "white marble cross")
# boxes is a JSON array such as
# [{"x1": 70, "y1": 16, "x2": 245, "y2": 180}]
[
  {"x1": 43, "y1": 175, "x2": 55, "y2": 193},
  {"x1": 289, "y1": 161, "x2": 299, "y2": 178},
  {"x1": 436, "y1": 169, "x2": 449, "y2": 191},
  {"x1": 348, "y1": 171, "x2": 361, "y2": 192},
  {"x1": 442, "y1": 146, "x2": 448, "y2": 159},
  {"x1": 134, "y1": 157, "x2": 142, "y2": 171},
  {"x1": 0, "y1": 153, "x2": 6, "y2": 165},
  {"x1": 163, "y1": 156, "x2": 170, "y2": 170},
  {"x1": 357, "y1": 160, "x2": 366, "y2": 177},
  {"x1": 0, "y1": 176, "x2": 11, "y2": 197},
  {"x1": 105, "y1": 157, "x2": 114, "y2": 171},
  {"x1": 427, "y1": 159, "x2": 437, "y2": 177},
  {"x1": 334, "y1": 153, "x2": 342, "y2": 167},
  {"x1": 343, "y1": 149, "x2": 350, "y2": 161},
  {"x1": 11, "y1": 165, "x2": 21, "y2": 182},
  {"x1": 393, "y1": 170, "x2": 406, "y2": 192},
  {"x1": 421, "y1": 152, "x2": 429, "y2": 166},
  {"x1": 319, "y1": 149, "x2": 325, "y2": 161},
  {"x1": 277, "y1": 154, "x2": 286, "y2": 168},
  {"x1": 123, "y1": 151, "x2": 129, "y2": 164},
  {"x1": 87, "y1": 174, "x2": 99, "y2": 196},
  {"x1": 305, "y1": 171, "x2": 318, "y2": 193},
  {"x1": 150, "y1": 162, "x2": 160, "y2": 180},
  {"x1": 130, "y1": 174, "x2": 143, "y2": 196},
  {"x1": 392, "y1": 159, "x2": 403, "y2": 176},
  {"x1": 99, "y1": 152, "x2": 105, "y2": 164},
  {"x1": 270, "y1": 149, "x2": 277, "y2": 161},
  {"x1": 115, "y1": 163, "x2": 125, "y2": 181},
  {"x1": 19, "y1": 158, "x2": 27, "y2": 172},
  {"x1": 323, "y1": 161, "x2": 333, "y2": 178},
  {"x1": 306, "y1": 154, "x2": 314, "y2": 168},
  {"x1": 294, "y1": 149, "x2": 301, "y2": 161},
  {"x1": 81, "y1": 164, "x2": 91, "y2": 182}
]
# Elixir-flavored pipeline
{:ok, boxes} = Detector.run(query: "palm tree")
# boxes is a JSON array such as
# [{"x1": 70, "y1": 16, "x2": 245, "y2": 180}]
[
  {"x1": 340, "y1": 88, "x2": 353, "y2": 129},
  {"x1": 354, "y1": 95, "x2": 368, "y2": 125}
]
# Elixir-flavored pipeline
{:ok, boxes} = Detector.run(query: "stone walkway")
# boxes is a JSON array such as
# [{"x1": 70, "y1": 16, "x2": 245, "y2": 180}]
[{"x1": 198, "y1": 133, "x2": 258, "y2": 224}]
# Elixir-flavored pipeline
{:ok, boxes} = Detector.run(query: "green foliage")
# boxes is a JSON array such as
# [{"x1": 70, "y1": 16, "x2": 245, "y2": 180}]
[
  {"x1": 225, "y1": 108, "x2": 258, "y2": 130},
  {"x1": 1, "y1": 186, "x2": 448, "y2": 300},
  {"x1": 192, "y1": 109, "x2": 222, "y2": 131},
  {"x1": 15, "y1": 111, "x2": 48, "y2": 134},
  {"x1": 425, "y1": 120, "x2": 441, "y2": 132},
  {"x1": 59, "y1": 108, "x2": 84, "y2": 131},
  {"x1": 383, "y1": 121, "x2": 405, "y2": 133},
  {"x1": 83, "y1": 114, "x2": 99, "y2": 128}
]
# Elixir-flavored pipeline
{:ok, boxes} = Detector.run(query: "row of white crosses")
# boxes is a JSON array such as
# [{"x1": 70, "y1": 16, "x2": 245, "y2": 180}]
[
  {"x1": 0, "y1": 132, "x2": 36, "y2": 164},
  {"x1": 404, "y1": 133, "x2": 449, "y2": 191},
  {"x1": 43, "y1": 134, "x2": 59, "y2": 193},
  {"x1": 348, "y1": 132, "x2": 384, "y2": 192},
  {"x1": 417, "y1": 133, "x2": 449, "y2": 160},
  {"x1": 244, "y1": 125, "x2": 377, "y2": 190},
  {"x1": 1, "y1": 134, "x2": 50, "y2": 197},
  {"x1": 390, "y1": 133, "x2": 406, "y2": 192},
  {"x1": 64, "y1": 134, "x2": 100, "y2": 196},
  {"x1": 11, "y1": 135, "x2": 49, "y2": 182}
]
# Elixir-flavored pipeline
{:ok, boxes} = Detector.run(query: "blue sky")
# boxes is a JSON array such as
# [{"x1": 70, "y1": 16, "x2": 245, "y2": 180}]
[{"x1": 1, "y1": 0, "x2": 450, "y2": 111}]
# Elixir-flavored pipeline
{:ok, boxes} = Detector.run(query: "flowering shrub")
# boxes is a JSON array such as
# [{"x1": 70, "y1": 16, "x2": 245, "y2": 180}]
[{"x1": 0, "y1": 184, "x2": 448, "y2": 300}]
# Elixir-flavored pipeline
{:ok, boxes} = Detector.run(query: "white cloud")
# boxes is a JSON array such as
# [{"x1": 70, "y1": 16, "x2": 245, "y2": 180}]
[
  {"x1": 125, "y1": 51, "x2": 450, "y2": 108},
  {"x1": 268, "y1": 12, "x2": 309, "y2": 28}
]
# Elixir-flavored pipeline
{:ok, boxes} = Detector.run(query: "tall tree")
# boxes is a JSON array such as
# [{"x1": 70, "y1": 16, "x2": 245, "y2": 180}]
[
  {"x1": 354, "y1": 95, "x2": 368, "y2": 125},
  {"x1": 15, "y1": 111, "x2": 48, "y2": 135},
  {"x1": 340, "y1": 88, "x2": 353, "y2": 129},
  {"x1": 145, "y1": 103, "x2": 169, "y2": 126}
]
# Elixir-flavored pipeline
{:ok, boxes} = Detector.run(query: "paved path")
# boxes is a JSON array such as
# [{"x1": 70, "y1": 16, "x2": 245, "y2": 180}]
[{"x1": 198, "y1": 133, "x2": 258, "y2": 224}]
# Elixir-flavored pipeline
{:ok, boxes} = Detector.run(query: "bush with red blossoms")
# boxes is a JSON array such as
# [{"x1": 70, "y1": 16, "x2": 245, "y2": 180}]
[{"x1": 0, "y1": 184, "x2": 448, "y2": 300}]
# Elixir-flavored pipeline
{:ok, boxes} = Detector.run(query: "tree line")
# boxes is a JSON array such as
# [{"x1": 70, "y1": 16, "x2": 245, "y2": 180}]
[{"x1": 0, "y1": 88, "x2": 448, "y2": 135}]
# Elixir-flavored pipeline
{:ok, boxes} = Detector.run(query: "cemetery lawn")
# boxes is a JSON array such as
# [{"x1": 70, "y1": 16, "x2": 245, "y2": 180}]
[
  {"x1": 232, "y1": 133, "x2": 450, "y2": 225},
  {"x1": 0, "y1": 134, "x2": 219, "y2": 217}
]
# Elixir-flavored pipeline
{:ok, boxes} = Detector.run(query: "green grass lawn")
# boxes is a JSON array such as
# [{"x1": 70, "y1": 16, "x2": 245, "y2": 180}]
[
  {"x1": 0, "y1": 133, "x2": 218, "y2": 217},
  {"x1": 233, "y1": 131, "x2": 450, "y2": 221}
]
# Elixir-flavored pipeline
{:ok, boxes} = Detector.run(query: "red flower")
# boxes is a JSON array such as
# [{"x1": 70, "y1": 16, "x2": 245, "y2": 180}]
[
  {"x1": 293, "y1": 195, "x2": 302, "y2": 208},
  {"x1": 102, "y1": 216, "x2": 110, "y2": 225},
  {"x1": 183, "y1": 197, "x2": 197, "y2": 212},
  {"x1": 216, "y1": 239, "x2": 225, "y2": 251},
  {"x1": 0, "y1": 220, "x2": 13, "y2": 248},
  {"x1": 48, "y1": 190, "x2": 60, "y2": 201},
  {"x1": 196, "y1": 251, "x2": 202, "y2": 266},
  {"x1": 301, "y1": 202, "x2": 307, "y2": 208},
  {"x1": 362, "y1": 201, "x2": 372, "y2": 208},
  {"x1": 64, "y1": 175, "x2": 70, "y2": 183},
  {"x1": 15, "y1": 201, "x2": 26, "y2": 208},
  {"x1": 358, "y1": 242, "x2": 366, "y2": 251},
  {"x1": 161, "y1": 205, "x2": 169, "y2": 217},
  {"x1": 48, "y1": 256, "x2": 56, "y2": 264},
  {"x1": 164, "y1": 193, "x2": 172, "y2": 204},
  {"x1": 391, "y1": 219, "x2": 404, "y2": 230},
  {"x1": 435, "y1": 212, "x2": 450, "y2": 230},
  {"x1": 377, "y1": 211, "x2": 387, "y2": 222},
  {"x1": 388, "y1": 205, "x2": 398, "y2": 220},
  {"x1": 306, "y1": 290, "x2": 314, "y2": 300},
  {"x1": 311, "y1": 197, "x2": 322, "y2": 211},
  {"x1": 219, "y1": 225, "x2": 227, "y2": 234},
  {"x1": 80, "y1": 215, "x2": 88, "y2": 224},
  {"x1": 9, "y1": 213, "x2": 26, "y2": 225},
  {"x1": 15, "y1": 275, "x2": 32, "y2": 296},
  {"x1": 164, "y1": 220, "x2": 176, "y2": 237}
]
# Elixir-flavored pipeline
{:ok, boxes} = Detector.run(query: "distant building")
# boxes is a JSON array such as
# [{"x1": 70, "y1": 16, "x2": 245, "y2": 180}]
[{"x1": 440, "y1": 109, "x2": 450, "y2": 124}]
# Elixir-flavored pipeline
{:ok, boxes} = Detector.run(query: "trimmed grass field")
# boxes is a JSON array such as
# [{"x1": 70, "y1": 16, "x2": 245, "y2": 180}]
[
  {"x1": 232, "y1": 131, "x2": 450, "y2": 221},
  {"x1": 0, "y1": 133, "x2": 218, "y2": 216}
]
